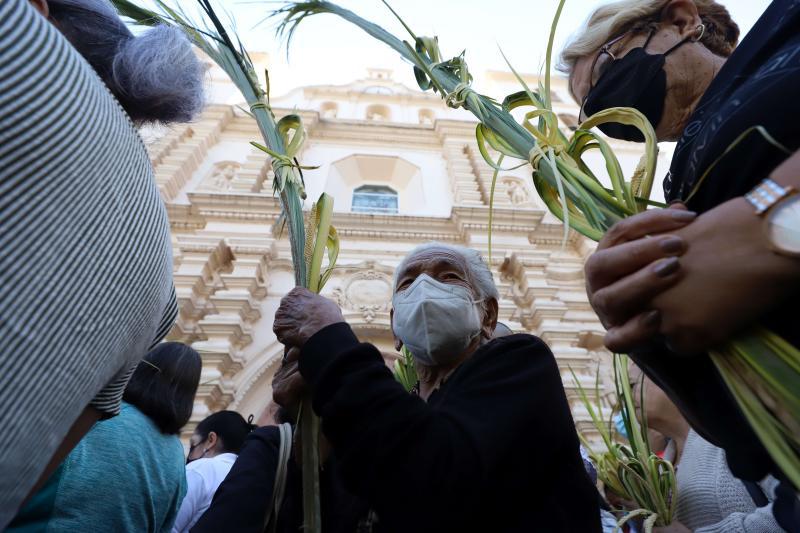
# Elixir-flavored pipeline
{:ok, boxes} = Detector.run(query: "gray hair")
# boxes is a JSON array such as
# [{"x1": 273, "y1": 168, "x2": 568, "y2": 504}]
[
  {"x1": 394, "y1": 242, "x2": 500, "y2": 303},
  {"x1": 48, "y1": 0, "x2": 205, "y2": 124}
]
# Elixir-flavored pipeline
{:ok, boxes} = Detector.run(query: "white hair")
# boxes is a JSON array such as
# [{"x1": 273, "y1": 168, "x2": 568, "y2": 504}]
[
  {"x1": 394, "y1": 242, "x2": 500, "y2": 303},
  {"x1": 48, "y1": 0, "x2": 205, "y2": 124}
]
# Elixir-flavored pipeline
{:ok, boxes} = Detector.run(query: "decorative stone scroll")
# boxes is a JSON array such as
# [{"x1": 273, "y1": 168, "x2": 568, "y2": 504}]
[
  {"x1": 201, "y1": 161, "x2": 241, "y2": 191},
  {"x1": 330, "y1": 261, "x2": 394, "y2": 326},
  {"x1": 169, "y1": 239, "x2": 235, "y2": 344},
  {"x1": 499, "y1": 252, "x2": 534, "y2": 324},
  {"x1": 501, "y1": 177, "x2": 531, "y2": 206}
]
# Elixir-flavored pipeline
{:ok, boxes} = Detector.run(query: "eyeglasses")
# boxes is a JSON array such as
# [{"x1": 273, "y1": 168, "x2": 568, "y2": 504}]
[{"x1": 578, "y1": 28, "x2": 654, "y2": 122}]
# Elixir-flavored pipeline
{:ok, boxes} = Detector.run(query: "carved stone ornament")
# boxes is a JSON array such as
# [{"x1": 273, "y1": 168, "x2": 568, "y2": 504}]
[
  {"x1": 330, "y1": 263, "x2": 393, "y2": 324},
  {"x1": 499, "y1": 252, "x2": 534, "y2": 308},
  {"x1": 202, "y1": 161, "x2": 241, "y2": 191},
  {"x1": 502, "y1": 177, "x2": 530, "y2": 206}
]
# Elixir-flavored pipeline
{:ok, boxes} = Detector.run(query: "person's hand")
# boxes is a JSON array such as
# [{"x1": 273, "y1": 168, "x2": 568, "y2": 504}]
[
  {"x1": 602, "y1": 150, "x2": 800, "y2": 353},
  {"x1": 273, "y1": 287, "x2": 345, "y2": 349},
  {"x1": 604, "y1": 488, "x2": 637, "y2": 512},
  {"x1": 584, "y1": 205, "x2": 696, "y2": 336},
  {"x1": 653, "y1": 520, "x2": 692, "y2": 533},
  {"x1": 642, "y1": 196, "x2": 800, "y2": 354},
  {"x1": 271, "y1": 347, "x2": 306, "y2": 412}
]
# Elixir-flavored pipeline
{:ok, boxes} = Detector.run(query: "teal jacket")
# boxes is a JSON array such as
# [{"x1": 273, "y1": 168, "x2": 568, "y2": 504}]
[{"x1": 10, "y1": 403, "x2": 187, "y2": 532}]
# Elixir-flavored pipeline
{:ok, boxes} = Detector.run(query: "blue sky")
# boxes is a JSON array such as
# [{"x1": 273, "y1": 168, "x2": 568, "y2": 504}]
[{"x1": 218, "y1": 0, "x2": 771, "y2": 94}]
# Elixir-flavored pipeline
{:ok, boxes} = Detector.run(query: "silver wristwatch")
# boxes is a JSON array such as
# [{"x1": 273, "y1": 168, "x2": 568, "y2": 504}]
[{"x1": 745, "y1": 178, "x2": 800, "y2": 257}]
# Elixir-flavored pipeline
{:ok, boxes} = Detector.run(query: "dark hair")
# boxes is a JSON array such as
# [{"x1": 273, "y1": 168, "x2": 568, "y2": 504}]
[
  {"x1": 194, "y1": 411, "x2": 256, "y2": 454},
  {"x1": 123, "y1": 342, "x2": 202, "y2": 435},
  {"x1": 47, "y1": 0, "x2": 205, "y2": 124}
]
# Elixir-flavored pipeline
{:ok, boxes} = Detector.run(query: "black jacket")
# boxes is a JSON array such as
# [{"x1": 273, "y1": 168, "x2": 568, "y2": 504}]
[
  {"x1": 191, "y1": 426, "x2": 369, "y2": 533},
  {"x1": 298, "y1": 323, "x2": 601, "y2": 533}
]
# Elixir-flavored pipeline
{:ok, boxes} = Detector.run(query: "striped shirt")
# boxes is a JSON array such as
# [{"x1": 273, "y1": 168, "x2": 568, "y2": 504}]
[{"x1": 0, "y1": 0, "x2": 177, "y2": 526}]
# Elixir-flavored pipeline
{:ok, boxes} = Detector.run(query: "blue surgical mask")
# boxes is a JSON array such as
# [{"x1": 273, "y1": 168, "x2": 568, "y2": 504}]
[
  {"x1": 613, "y1": 412, "x2": 629, "y2": 441},
  {"x1": 392, "y1": 274, "x2": 482, "y2": 366}
]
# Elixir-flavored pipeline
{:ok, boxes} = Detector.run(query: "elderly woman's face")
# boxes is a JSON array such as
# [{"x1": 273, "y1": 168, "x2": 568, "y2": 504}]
[
  {"x1": 392, "y1": 247, "x2": 498, "y2": 361},
  {"x1": 395, "y1": 247, "x2": 474, "y2": 296},
  {"x1": 571, "y1": 9, "x2": 723, "y2": 142}
]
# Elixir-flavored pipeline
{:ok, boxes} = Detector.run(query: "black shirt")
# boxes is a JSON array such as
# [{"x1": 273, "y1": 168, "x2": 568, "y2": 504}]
[
  {"x1": 635, "y1": 1, "x2": 800, "y2": 529},
  {"x1": 191, "y1": 426, "x2": 369, "y2": 533},
  {"x1": 666, "y1": 1, "x2": 800, "y2": 211},
  {"x1": 298, "y1": 323, "x2": 601, "y2": 533},
  {"x1": 666, "y1": 0, "x2": 799, "y2": 349}
]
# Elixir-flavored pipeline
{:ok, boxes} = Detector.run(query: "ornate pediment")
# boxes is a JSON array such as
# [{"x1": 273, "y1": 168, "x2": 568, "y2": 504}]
[
  {"x1": 329, "y1": 261, "x2": 394, "y2": 326},
  {"x1": 200, "y1": 160, "x2": 241, "y2": 192},
  {"x1": 501, "y1": 177, "x2": 532, "y2": 206}
]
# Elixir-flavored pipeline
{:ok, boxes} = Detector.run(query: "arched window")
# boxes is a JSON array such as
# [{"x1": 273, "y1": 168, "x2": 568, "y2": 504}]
[
  {"x1": 418, "y1": 109, "x2": 435, "y2": 125},
  {"x1": 352, "y1": 185, "x2": 398, "y2": 214},
  {"x1": 365, "y1": 104, "x2": 391, "y2": 122},
  {"x1": 320, "y1": 102, "x2": 338, "y2": 119}
]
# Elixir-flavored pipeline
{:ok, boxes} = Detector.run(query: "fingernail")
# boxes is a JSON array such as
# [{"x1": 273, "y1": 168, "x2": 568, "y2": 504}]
[
  {"x1": 643, "y1": 309, "x2": 660, "y2": 326},
  {"x1": 671, "y1": 210, "x2": 697, "y2": 221},
  {"x1": 654, "y1": 257, "x2": 680, "y2": 277},
  {"x1": 659, "y1": 236, "x2": 684, "y2": 254}
]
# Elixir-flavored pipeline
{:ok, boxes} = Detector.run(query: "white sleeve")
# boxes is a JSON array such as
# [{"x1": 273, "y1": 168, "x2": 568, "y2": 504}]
[
  {"x1": 171, "y1": 468, "x2": 205, "y2": 533},
  {"x1": 693, "y1": 504, "x2": 783, "y2": 533},
  {"x1": 694, "y1": 478, "x2": 785, "y2": 533}
]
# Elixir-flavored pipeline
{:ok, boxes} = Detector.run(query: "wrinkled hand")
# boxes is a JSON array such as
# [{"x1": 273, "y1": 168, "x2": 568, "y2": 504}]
[
  {"x1": 273, "y1": 287, "x2": 345, "y2": 349},
  {"x1": 271, "y1": 347, "x2": 305, "y2": 412},
  {"x1": 653, "y1": 521, "x2": 692, "y2": 533},
  {"x1": 584, "y1": 205, "x2": 696, "y2": 350}
]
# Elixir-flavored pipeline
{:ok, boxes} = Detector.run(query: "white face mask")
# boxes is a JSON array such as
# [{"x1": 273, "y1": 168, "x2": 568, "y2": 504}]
[{"x1": 392, "y1": 274, "x2": 483, "y2": 366}]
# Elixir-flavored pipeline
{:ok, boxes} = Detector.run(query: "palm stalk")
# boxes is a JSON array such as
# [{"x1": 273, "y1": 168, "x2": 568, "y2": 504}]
[
  {"x1": 569, "y1": 366, "x2": 627, "y2": 497},
  {"x1": 393, "y1": 346, "x2": 418, "y2": 392},
  {"x1": 273, "y1": 0, "x2": 800, "y2": 494},
  {"x1": 613, "y1": 354, "x2": 677, "y2": 530},
  {"x1": 112, "y1": 2, "x2": 335, "y2": 530},
  {"x1": 570, "y1": 359, "x2": 676, "y2": 531},
  {"x1": 273, "y1": 0, "x2": 660, "y2": 243}
]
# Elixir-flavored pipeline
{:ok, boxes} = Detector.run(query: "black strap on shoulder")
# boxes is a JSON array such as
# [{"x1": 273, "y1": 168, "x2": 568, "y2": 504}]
[{"x1": 743, "y1": 480, "x2": 769, "y2": 508}]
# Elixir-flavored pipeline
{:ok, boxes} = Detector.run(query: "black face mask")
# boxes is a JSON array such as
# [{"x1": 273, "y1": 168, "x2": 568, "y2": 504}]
[{"x1": 582, "y1": 30, "x2": 695, "y2": 142}]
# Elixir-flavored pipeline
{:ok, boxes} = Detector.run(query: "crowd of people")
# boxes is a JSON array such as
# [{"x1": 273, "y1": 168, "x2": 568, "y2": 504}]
[{"x1": 0, "y1": 0, "x2": 798, "y2": 531}]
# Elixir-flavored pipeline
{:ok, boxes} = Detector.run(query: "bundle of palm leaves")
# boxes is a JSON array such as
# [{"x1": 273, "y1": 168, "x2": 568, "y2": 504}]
[
  {"x1": 112, "y1": 1, "x2": 337, "y2": 530},
  {"x1": 272, "y1": 0, "x2": 800, "y2": 494},
  {"x1": 571, "y1": 357, "x2": 677, "y2": 532},
  {"x1": 274, "y1": 0, "x2": 659, "y2": 244}
]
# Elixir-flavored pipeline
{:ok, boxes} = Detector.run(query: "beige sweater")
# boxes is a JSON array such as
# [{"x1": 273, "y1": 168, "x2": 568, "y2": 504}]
[{"x1": 675, "y1": 430, "x2": 784, "y2": 533}]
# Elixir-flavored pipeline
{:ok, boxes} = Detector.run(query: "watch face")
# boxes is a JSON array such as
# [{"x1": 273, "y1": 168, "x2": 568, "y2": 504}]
[{"x1": 767, "y1": 195, "x2": 800, "y2": 256}]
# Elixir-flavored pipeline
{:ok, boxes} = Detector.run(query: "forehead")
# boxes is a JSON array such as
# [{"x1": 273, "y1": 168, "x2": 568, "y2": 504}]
[{"x1": 399, "y1": 248, "x2": 468, "y2": 275}]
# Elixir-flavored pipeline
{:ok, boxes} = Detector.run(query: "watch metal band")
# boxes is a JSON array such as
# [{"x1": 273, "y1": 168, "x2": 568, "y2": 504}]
[{"x1": 745, "y1": 178, "x2": 796, "y2": 215}]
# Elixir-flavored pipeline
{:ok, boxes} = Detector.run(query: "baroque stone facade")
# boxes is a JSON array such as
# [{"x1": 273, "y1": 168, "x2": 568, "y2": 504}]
[{"x1": 146, "y1": 63, "x2": 674, "y2": 446}]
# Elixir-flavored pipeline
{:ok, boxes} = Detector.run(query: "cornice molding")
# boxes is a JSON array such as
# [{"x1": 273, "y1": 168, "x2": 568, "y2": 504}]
[{"x1": 166, "y1": 203, "x2": 208, "y2": 232}]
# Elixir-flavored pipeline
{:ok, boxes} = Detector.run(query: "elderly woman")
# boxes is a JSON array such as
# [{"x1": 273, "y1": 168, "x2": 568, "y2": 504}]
[
  {"x1": 560, "y1": 0, "x2": 800, "y2": 529},
  {"x1": 0, "y1": 0, "x2": 203, "y2": 525},
  {"x1": 273, "y1": 243, "x2": 601, "y2": 532}
]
